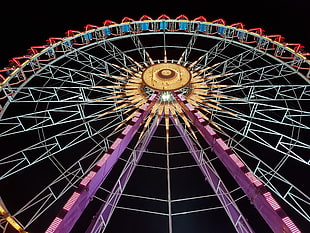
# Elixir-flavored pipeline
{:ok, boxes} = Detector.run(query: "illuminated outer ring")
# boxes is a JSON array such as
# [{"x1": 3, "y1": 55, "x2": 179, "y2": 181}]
[
  {"x1": 0, "y1": 14, "x2": 309, "y2": 233},
  {"x1": 142, "y1": 63, "x2": 191, "y2": 91},
  {"x1": 0, "y1": 16, "x2": 309, "y2": 91}
]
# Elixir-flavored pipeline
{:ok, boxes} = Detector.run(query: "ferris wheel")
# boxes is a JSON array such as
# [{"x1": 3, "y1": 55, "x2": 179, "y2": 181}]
[{"x1": 0, "y1": 14, "x2": 309, "y2": 233}]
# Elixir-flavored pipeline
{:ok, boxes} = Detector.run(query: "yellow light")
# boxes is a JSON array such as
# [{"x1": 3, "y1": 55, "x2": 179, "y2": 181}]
[
  {"x1": 3, "y1": 216, "x2": 28, "y2": 233},
  {"x1": 6, "y1": 216, "x2": 24, "y2": 231},
  {"x1": 0, "y1": 205, "x2": 7, "y2": 215},
  {"x1": 161, "y1": 92, "x2": 172, "y2": 101},
  {"x1": 142, "y1": 63, "x2": 191, "y2": 91},
  {"x1": 1, "y1": 200, "x2": 28, "y2": 232}
]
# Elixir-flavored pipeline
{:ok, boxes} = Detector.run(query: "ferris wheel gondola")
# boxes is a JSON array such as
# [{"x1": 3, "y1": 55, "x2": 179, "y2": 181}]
[{"x1": 0, "y1": 14, "x2": 309, "y2": 233}]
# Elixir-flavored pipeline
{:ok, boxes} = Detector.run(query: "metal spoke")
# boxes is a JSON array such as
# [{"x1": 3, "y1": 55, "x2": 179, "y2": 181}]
[
  {"x1": 0, "y1": 16, "x2": 308, "y2": 233},
  {"x1": 225, "y1": 134, "x2": 310, "y2": 221},
  {"x1": 0, "y1": 113, "x2": 120, "y2": 180},
  {"x1": 214, "y1": 112, "x2": 309, "y2": 164},
  {"x1": 177, "y1": 31, "x2": 199, "y2": 64},
  {"x1": 96, "y1": 39, "x2": 139, "y2": 69},
  {"x1": 15, "y1": 137, "x2": 108, "y2": 228},
  {"x1": 201, "y1": 38, "x2": 233, "y2": 67}
]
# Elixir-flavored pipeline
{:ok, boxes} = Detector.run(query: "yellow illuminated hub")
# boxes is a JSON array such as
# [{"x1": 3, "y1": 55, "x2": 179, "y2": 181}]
[
  {"x1": 142, "y1": 63, "x2": 191, "y2": 91},
  {"x1": 100, "y1": 54, "x2": 237, "y2": 141}
]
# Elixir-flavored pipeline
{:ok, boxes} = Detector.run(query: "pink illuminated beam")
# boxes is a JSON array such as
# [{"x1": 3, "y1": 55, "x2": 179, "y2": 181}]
[
  {"x1": 171, "y1": 116, "x2": 254, "y2": 233},
  {"x1": 86, "y1": 115, "x2": 161, "y2": 232},
  {"x1": 174, "y1": 92, "x2": 301, "y2": 233},
  {"x1": 45, "y1": 93, "x2": 158, "y2": 233}
]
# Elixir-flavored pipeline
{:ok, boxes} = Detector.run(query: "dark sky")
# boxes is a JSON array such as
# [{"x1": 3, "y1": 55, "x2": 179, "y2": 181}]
[
  {"x1": 0, "y1": 1, "x2": 309, "y2": 232},
  {"x1": 0, "y1": 0, "x2": 309, "y2": 67}
]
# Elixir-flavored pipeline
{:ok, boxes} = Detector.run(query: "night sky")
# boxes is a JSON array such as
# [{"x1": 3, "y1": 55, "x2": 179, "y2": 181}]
[
  {"x1": 0, "y1": 0, "x2": 309, "y2": 67},
  {"x1": 0, "y1": 0, "x2": 309, "y2": 232}
]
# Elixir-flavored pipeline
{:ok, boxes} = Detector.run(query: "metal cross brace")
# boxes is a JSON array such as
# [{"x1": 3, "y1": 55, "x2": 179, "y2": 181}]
[
  {"x1": 171, "y1": 116, "x2": 255, "y2": 233},
  {"x1": 45, "y1": 93, "x2": 158, "y2": 233},
  {"x1": 85, "y1": 115, "x2": 160, "y2": 233},
  {"x1": 174, "y1": 92, "x2": 301, "y2": 233}
]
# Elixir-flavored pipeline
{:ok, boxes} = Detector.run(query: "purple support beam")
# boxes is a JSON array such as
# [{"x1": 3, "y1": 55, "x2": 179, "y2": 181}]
[
  {"x1": 85, "y1": 116, "x2": 160, "y2": 233},
  {"x1": 45, "y1": 93, "x2": 158, "y2": 233},
  {"x1": 171, "y1": 116, "x2": 254, "y2": 233},
  {"x1": 174, "y1": 92, "x2": 301, "y2": 233}
]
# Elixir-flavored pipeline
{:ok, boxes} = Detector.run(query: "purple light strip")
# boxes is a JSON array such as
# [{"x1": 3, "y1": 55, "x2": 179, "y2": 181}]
[
  {"x1": 174, "y1": 92, "x2": 301, "y2": 233},
  {"x1": 45, "y1": 93, "x2": 158, "y2": 233},
  {"x1": 171, "y1": 116, "x2": 254, "y2": 233},
  {"x1": 85, "y1": 115, "x2": 160, "y2": 233}
]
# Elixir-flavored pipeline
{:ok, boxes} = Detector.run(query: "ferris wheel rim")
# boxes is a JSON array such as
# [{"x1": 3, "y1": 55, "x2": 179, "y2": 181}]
[
  {"x1": 0, "y1": 29, "x2": 309, "y2": 119},
  {"x1": 0, "y1": 15, "x2": 309, "y2": 87},
  {"x1": 0, "y1": 23, "x2": 308, "y2": 174},
  {"x1": 0, "y1": 15, "x2": 309, "y2": 233}
]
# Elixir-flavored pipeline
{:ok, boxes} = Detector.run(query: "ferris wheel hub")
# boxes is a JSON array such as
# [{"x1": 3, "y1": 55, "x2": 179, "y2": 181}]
[
  {"x1": 158, "y1": 69, "x2": 174, "y2": 79},
  {"x1": 142, "y1": 63, "x2": 191, "y2": 91}
]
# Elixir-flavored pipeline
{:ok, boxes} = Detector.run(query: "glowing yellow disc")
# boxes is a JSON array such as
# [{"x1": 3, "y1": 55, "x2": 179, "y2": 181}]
[{"x1": 142, "y1": 63, "x2": 191, "y2": 91}]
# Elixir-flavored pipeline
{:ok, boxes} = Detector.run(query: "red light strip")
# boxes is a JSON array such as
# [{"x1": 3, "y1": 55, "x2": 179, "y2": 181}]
[
  {"x1": 122, "y1": 124, "x2": 133, "y2": 135},
  {"x1": 63, "y1": 192, "x2": 80, "y2": 211},
  {"x1": 185, "y1": 102, "x2": 195, "y2": 111},
  {"x1": 80, "y1": 171, "x2": 97, "y2": 187},
  {"x1": 96, "y1": 153, "x2": 110, "y2": 167},
  {"x1": 245, "y1": 172, "x2": 263, "y2": 187},
  {"x1": 204, "y1": 125, "x2": 216, "y2": 136},
  {"x1": 46, "y1": 217, "x2": 63, "y2": 233},
  {"x1": 216, "y1": 138, "x2": 230, "y2": 151},
  {"x1": 282, "y1": 216, "x2": 301, "y2": 233},
  {"x1": 263, "y1": 192, "x2": 281, "y2": 210},
  {"x1": 229, "y1": 154, "x2": 245, "y2": 168},
  {"x1": 110, "y1": 138, "x2": 122, "y2": 150}
]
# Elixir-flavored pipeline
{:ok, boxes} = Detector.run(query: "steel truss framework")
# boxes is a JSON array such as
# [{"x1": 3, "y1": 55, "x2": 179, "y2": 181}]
[{"x1": 0, "y1": 15, "x2": 309, "y2": 233}]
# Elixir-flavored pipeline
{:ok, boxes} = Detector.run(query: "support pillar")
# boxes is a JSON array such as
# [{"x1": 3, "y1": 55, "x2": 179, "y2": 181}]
[
  {"x1": 85, "y1": 116, "x2": 160, "y2": 233},
  {"x1": 45, "y1": 93, "x2": 158, "y2": 233},
  {"x1": 171, "y1": 116, "x2": 254, "y2": 233},
  {"x1": 174, "y1": 92, "x2": 301, "y2": 233}
]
